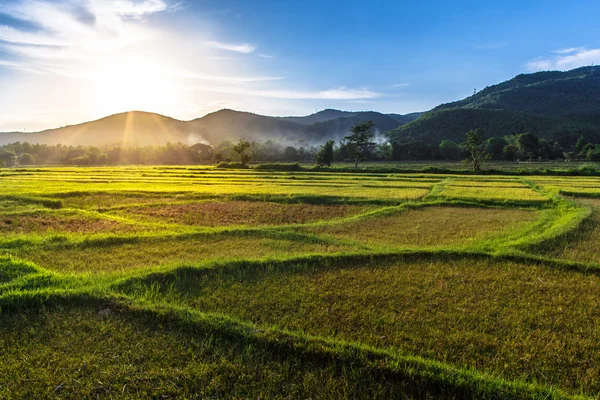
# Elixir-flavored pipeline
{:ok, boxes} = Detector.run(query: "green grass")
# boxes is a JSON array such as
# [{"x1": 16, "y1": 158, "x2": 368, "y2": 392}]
[
  {"x1": 545, "y1": 199, "x2": 600, "y2": 264},
  {"x1": 116, "y1": 255, "x2": 600, "y2": 395},
  {"x1": 0, "y1": 293, "x2": 574, "y2": 400},
  {"x1": 302, "y1": 205, "x2": 539, "y2": 249},
  {"x1": 7, "y1": 232, "x2": 353, "y2": 275},
  {"x1": 2, "y1": 165, "x2": 600, "y2": 398},
  {"x1": 111, "y1": 200, "x2": 379, "y2": 227}
]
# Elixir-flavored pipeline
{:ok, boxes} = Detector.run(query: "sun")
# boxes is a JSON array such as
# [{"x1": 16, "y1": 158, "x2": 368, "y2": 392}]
[{"x1": 92, "y1": 55, "x2": 181, "y2": 117}]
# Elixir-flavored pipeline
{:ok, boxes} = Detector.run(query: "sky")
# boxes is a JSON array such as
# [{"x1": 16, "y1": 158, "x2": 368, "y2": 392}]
[{"x1": 1, "y1": 0, "x2": 600, "y2": 132}]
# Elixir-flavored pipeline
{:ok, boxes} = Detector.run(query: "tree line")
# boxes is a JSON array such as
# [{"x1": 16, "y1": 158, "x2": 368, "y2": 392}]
[{"x1": 2, "y1": 121, "x2": 600, "y2": 167}]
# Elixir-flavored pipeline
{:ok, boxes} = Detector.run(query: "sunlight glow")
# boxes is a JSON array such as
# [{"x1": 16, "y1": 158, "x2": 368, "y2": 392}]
[{"x1": 92, "y1": 55, "x2": 182, "y2": 117}]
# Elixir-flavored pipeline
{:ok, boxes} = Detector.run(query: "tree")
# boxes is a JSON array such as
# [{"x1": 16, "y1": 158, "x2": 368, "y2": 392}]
[
  {"x1": 191, "y1": 143, "x2": 214, "y2": 162},
  {"x1": 315, "y1": 140, "x2": 334, "y2": 166},
  {"x1": 439, "y1": 140, "x2": 462, "y2": 160},
  {"x1": 516, "y1": 132, "x2": 540, "y2": 157},
  {"x1": 376, "y1": 142, "x2": 392, "y2": 161},
  {"x1": 503, "y1": 144, "x2": 518, "y2": 160},
  {"x1": 0, "y1": 151, "x2": 16, "y2": 168},
  {"x1": 345, "y1": 121, "x2": 376, "y2": 168},
  {"x1": 485, "y1": 137, "x2": 508, "y2": 160},
  {"x1": 283, "y1": 146, "x2": 299, "y2": 161},
  {"x1": 538, "y1": 139, "x2": 556, "y2": 160},
  {"x1": 18, "y1": 153, "x2": 35, "y2": 165},
  {"x1": 233, "y1": 138, "x2": 251, "y2": 166},
  {"x1": 214, "y1": 152, "x2": 224, "y2": 164},
  {"x1": 586, "y1": 144, "x2": 600, "y2": 161},
  {"x1": 576, "y1": 135, "x2": 588, "y2": 152},
  {"x1": 465, "y1": 129, "x2": 489, "y2": 171}
]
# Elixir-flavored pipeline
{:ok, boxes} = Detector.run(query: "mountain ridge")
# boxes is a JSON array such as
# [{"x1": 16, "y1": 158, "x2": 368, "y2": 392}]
[
  {"x1": 0, "y1": 109, "x2": 422, "y2": 146},
  {"x1": 388, "y1": 66, "x2": 600, "y2": 147}
]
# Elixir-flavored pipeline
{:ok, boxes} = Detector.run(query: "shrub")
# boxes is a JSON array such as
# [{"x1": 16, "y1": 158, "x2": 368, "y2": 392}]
[
  {"x1": 215, "y1": 161, "x2": 249, "y2": 169},
  {"x1": 253, "y1": 163, "x2": 302, "y2": 171}
]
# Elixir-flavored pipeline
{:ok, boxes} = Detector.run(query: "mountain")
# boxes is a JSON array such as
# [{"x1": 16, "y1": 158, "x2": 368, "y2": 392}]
[
  {"x1": 279, "y1": 109, "x2": 355, "y2": 125},
  {"x1": 0, "y1": 112, "x2": 195, "y2": 147},
  {"x1": 388, "y1": 66, "x2": 600, "y2": 147},
  {"x1": 0, "y1": 109, "x2": 421, "y2": 146},
  {"x1": 387, "y1": 112, "x2": 424, "y2": 124},
  {"x1": 308, "y1": 111, "x2": 404, "y2": 139}
]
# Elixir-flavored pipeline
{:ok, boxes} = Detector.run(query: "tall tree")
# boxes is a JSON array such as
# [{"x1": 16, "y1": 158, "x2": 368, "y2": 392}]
[
  {"x1": 465, "y1": 129, "x2": 489, "y2": 171},
  {"x1": 315, "y1": 140, "x2": 334, "y2": 166},
  {"x1": 233, "y1": 138, "x2": 252, "y2": 166},
  {"x1": 345, "y1": 121, "x2": 376, "y2": 168},
  {"x1": 516, "y1": 132, "x2": 540, "y2": 158}
]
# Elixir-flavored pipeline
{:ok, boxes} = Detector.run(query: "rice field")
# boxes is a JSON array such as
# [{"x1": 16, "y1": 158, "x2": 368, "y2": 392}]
[{"x1": 2, "y1": 166, "x2": 600, "y2": 399}]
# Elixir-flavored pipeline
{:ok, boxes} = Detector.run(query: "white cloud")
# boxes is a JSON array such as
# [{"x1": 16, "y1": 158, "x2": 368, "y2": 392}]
[
  {"x1": 0, "y1": 0, "x2": 161, "y2": 68},
  {"x1": 92, "y1": 0, "x2": 169, "y2": 18},
  {"x1": 526, "y1": 47, "x2": 600, "y2": 71},
  {"x1": 390, "y1": 83, "x2": 410, "y2": 88},
  {"x1": 202, "y1": 86, "x2": 382, "y2": 100},
  {"x1": 553, "y1": 47, "x2": 585, "y2": 54},
  {"x1": 204, "y1": 40, "x2": 256, "y2": 54},
  {"x1": 0, "y1": 59, "x2": 45, "y2": 74},
  {"x1": 0, "y1": 25, "x2": 67, "y2": 46},
  {"x1": 258, "y1": 53, "x2": 273, "y2": 59},
  {"x1": 525, "y1": 59, "x2": 555, "y2": 71}
]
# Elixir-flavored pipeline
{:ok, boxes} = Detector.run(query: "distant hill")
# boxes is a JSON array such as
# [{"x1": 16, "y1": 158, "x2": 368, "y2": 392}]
[
  {"x1": 388, "y1": 66, "x2": 600, "y2": 147},
  {"x1": 0, "y1": 109, "x2": 421, "y2": 146},
  {"x1": 0, "y1": 112, "x2": 195, "y2": 147},
  {"x1": 279, "y1": 109, "x2": 355, "y2": 125}
]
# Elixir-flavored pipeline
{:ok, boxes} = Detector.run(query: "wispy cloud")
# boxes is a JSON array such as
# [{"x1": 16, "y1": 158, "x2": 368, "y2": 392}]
[
  {"x1": 258, "y1": 53, "x2": 274, "y2": 59},
  {"x1": 93, "y1": 0, "x2": 169, "y2": 18},
  {"x1": 204, "y1": 40, "x2": 256, "y2": 54},
  {"x1": 553, "y1": 47, "x2": 585, "y2": 54},
  {"x1": 0, "y1": 0, "x2": 165, "y2": 71},
  {"x1": 390, "y1": 83, "x2": 410, "y2": 88},
  {"x1": 526, "y1": 47, "x2": 600, "y2": 71},
  {"x1": 202, "y1": 86, "x2": 382, "y2": 100}
]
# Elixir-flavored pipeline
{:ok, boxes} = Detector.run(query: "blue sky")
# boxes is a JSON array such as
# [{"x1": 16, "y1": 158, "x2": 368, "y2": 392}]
[{"x1": 1, "y1": 0, "x2": 599, "y2": 131}]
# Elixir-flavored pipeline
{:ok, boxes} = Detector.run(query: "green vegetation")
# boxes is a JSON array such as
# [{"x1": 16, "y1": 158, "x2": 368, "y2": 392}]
[
  {"x1": 388, "y1": 67, "x2": 600, "y2": 150},
  {"x1": 344, "y1": 120, "x2": 377, "y2": 168},
  {"x1": 3, "y1": 166, "x2": 600, "y2": 398},
  {"x1": 465, "y1": 128, "x2": 490, "y2": 171}
]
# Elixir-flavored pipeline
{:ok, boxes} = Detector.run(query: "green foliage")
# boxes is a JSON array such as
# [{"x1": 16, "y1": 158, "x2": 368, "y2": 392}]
[
  {"x1": 576, "y1": 135, "x2": 588, "y2": 152},
  {"x1": 465, "y1": 129, "x2": 490, "y2": 171},
  {"x1": 503, "y1": 143, "x2": 518, "y2": 160},
  {"x1": 215, "y1": 161, "x2": 249, "y2": 169},
  {"x1": 516, "y1": 132, "x2": 540, "y2": 158},
  {"x1": 485, "y1": 137, "x2": 508, "y2": 159},
  {"x1": 345, "y1": 121, "x2": 377, "y2": 168},
  {"x1": 282, "y1": 146, "x2": 299, "y2": 161},
  {"x1": 253, "y1": 162, "x2": 302, "y2": 171},
  {"x1": 315, "y1": 140, "x2": 334, "y2": 166},
  {"x1": 387, "y1": 67, "x2": 600, "y2": 149},
  {"x1": 585, "y1": 145, "x2": 600, "y2": 161},
  {"x1": 232, "y1": 138, "x2": 252, "y2": 166},
  {"x1": 439, "y1": 140, "x2": 462, "y2": 160}
]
